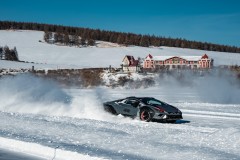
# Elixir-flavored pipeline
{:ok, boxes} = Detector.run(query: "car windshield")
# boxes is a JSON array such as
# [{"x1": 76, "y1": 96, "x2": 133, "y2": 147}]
[{"x1": 142, "y1": 98, "x2": 167, "y2": 106}]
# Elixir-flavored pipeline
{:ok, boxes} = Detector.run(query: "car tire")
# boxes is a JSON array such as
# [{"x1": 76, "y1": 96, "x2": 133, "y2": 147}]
[
  {"x1": 140, "y1": 108, "x2": 154, "y2": 122},
  {"x1": 167, "y1": 120, "x2": 176, "y2": 123}
]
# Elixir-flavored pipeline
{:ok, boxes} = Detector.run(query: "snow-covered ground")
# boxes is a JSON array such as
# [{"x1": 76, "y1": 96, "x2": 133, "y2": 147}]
[
  {"x1": 0, "y1": 74, "x2": 239, "y2": 160},
  {"x1": 0, "y1": 30, "x2": 240, "y2": 70},
  {"x1": 0, "y1": 147, "x2": 45, "y2": 160},
  {"x1": 0, "y1": 30, "x2": 240, "y2": 159}
]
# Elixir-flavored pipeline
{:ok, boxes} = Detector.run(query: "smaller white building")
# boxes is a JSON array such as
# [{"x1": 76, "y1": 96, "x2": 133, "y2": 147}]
[{"x1": 122, "y1": 55, "x2": 140, "y2": 73}]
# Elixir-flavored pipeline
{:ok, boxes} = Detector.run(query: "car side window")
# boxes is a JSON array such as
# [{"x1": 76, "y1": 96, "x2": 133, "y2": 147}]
[
  {"x1": 148, "y1": 100, "x2": 162, "y2": 105},
  {"x1": 125, "y1": 99, "x2": 140, "y2": 108},
  {"x1": 125, "y1": 100, "x2": 132, "y2": 105}
]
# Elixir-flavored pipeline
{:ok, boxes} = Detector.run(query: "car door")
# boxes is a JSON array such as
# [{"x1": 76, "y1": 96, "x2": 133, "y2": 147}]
[{"x1": 119, "y1": 99, "x2": 139, "y2": 116}]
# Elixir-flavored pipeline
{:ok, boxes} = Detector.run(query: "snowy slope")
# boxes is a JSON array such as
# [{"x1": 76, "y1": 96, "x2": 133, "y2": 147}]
[{"x1": 0, "y1": 30, "x2": 240, "y2": 70}]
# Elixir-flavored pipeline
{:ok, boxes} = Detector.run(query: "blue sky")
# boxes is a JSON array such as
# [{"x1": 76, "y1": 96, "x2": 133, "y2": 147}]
[{"x1": 0, "y1": 0, "x2": 240, "y2": 47}]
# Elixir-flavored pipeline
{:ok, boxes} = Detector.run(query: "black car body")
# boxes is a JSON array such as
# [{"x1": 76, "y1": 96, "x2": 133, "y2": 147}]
[{"x1": 103, "y1": 97, "x2": 183, "y2": 122}]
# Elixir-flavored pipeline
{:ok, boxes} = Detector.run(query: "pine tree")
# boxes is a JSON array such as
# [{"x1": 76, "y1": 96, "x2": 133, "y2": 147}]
[
  {"x1": 180, "y1": 41, "x2": 185, "y2": 48},
  {"x1": 124, "y1": 35, "x2": 130, "y2": 46},
  {"x1": 117, "y1": 35, "x2": 125, "y2": 44},
  {"x1": 13, "y1": 46, "x2": 19, "y2": 61},
  {"x1": 73, "y1": 34, "x2": 80, "y2": 46},
  {"x1": 109, "y1": 33, "x2": 118, "y2": 43},
  {"x1": 87, "y1": 39, "x2": 95, "y2": 46},
  {"x1": 140, "y1": 36, "x2": 150, "y2": 47},
  {"x1": 0, "y1": 47, "x2": 3, "y2": 59},
  {"x1": 44, "y1": 31, "x2": 50, "y2": 43},
  {"x1": 81, "y1": 29, "x2": 88, "y2": 40},
  {"x1": 3, "y1": 46, "x2": 10, "y2": 60},
  {"x1": 81, "y1": 38, "x2": 86, "y2": 46},
  {"x1": 54, "y1": 32, "x2": 58, "y2": 43},
  {"x1": 45, "y1": 31, "x2": 54, "y2": 43},
  {"x1": 63, "y1": 33, "x2": 70, "y2": 45}
]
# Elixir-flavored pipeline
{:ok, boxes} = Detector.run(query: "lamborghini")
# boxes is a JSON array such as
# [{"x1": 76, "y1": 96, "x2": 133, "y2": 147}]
[{"x1": 103, "y1": 97, "x2": 183, "y2": 122}]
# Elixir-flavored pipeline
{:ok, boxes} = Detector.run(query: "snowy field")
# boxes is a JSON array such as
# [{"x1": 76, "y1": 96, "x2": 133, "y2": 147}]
[
  {"x1": 0, "y1": 30, "x2": 240, "y2": 159},
  {"x1": 0, "y1": 74, "x2": 239, "y2": 160},
  {"x1": 0, "y1": 30, "x2": 240, "y2": 69}
]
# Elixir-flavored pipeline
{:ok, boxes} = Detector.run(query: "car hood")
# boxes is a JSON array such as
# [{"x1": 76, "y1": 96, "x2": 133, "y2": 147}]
[{"x1": 154, "y1": 104, "x2": 179, "y2": 113}]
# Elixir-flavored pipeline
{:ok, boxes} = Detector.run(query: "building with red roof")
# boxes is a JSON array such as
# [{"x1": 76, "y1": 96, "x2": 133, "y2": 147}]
[
  {"x1": 122, "y1": 55, "x2": 140, "y2": 73},
  {"x1": 143, "y1": 54, "x2": 213, "y2": 70}
]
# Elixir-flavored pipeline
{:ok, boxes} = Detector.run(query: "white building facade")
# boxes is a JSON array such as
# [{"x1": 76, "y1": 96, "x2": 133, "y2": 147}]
[{"x1": 143, "y1": 54, "x2": 213, "y2": 70}]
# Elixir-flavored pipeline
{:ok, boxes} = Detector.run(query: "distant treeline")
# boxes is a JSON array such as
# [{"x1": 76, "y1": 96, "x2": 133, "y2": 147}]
[
  {"x1": 0, "y1": 45, "x2": 19, "y2": 61},
  {"x1": 1, "y1": 21, "x2": 240, "y2": 53},
  {"x1": 44, "y1": 31, "x2": 95, "y2": 46}
]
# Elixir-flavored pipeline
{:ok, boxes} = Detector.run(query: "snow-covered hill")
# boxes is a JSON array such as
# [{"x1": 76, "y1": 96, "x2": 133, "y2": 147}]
[{"x1": 0, "y1": 30, "x2": 239, "y2": 69}]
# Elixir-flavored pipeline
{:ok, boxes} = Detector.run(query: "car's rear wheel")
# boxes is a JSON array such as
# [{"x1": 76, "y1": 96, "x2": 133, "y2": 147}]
[
  {"x1": 105, "y1": 105, "x2": 118, "y2": 115},
  {"x1": 140, "y1": 108, "x2": 154, "y2": 122}
]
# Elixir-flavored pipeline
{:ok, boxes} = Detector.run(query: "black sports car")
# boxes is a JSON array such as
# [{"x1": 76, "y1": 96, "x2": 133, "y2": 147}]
[{"x1": 103, "y1": 97, "x2": 182, "y2": 122}]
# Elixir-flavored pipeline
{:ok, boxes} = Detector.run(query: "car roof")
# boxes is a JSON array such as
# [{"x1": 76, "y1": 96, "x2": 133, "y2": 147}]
[{"x1": 126, "y1": 97, "x2": 154, "y2": 100}]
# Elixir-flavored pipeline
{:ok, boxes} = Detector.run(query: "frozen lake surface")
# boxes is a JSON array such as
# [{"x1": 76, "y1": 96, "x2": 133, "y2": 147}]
[
  {"x1": 0, "y1": 148, "x2": 45, "y2": 160},
  {"x1": 0, "y1": 74, "x2": 239, "y2": 160}
]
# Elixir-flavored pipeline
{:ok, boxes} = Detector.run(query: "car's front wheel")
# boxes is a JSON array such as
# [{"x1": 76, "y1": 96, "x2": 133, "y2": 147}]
[
  {"x1": 167, "y1": 120, "x2": 176, "y2": 123},
  {"x1": 140, "y1": 108, "x2": 154, "y2": 122}
]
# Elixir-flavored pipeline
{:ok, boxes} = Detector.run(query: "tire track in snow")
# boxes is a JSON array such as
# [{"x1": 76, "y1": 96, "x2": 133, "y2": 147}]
[{"x1": 182, "y1": 109, "x2": 240, "y2": 120}]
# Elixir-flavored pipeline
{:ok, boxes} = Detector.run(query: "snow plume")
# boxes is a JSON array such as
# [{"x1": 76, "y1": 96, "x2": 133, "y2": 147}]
[
  {"x1": 0, "y1": 74, "x2": 120, "y2": 121},
  {"x1": 0, "y1": 74, "x2": 71, "y2": 115},
  {"x1": 0, "y1": 74, "x2": 71, "y2": 104},
  {"x1": 194, "y1": 71, "x2": 240, "y2": 104},
  {"x1": 154, "y1": 69, "x2": 240, "y2": 104}
]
